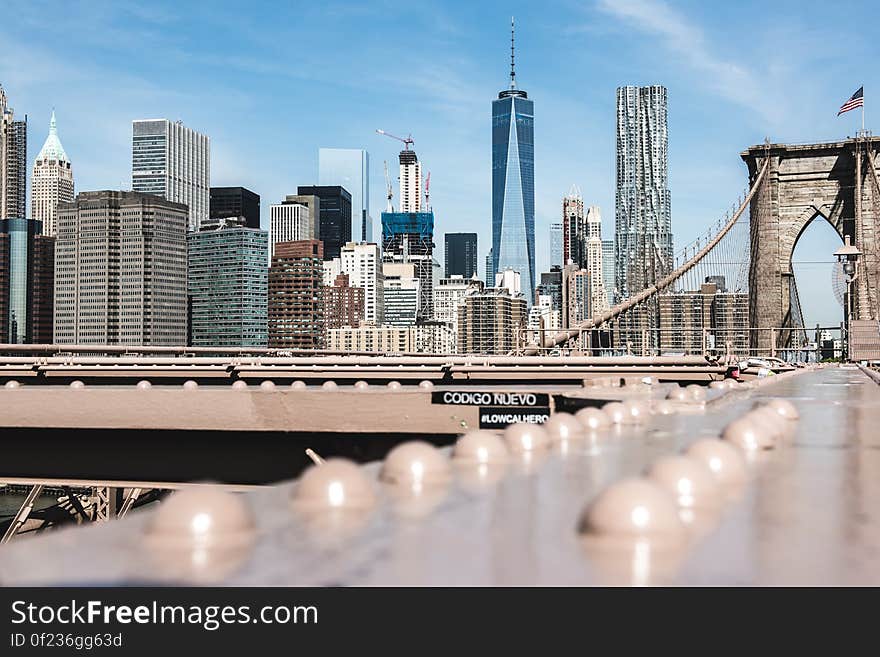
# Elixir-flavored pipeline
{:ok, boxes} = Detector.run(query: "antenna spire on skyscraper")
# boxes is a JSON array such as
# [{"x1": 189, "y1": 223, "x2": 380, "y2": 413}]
[{"x1": 510, "y1": 16, "x2": 516, "y2": 89}]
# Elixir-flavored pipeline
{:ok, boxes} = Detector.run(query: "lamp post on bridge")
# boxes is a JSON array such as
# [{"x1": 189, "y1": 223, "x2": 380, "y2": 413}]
[{"x1": 834, "y1": 235, "x2": 862, "y2": 362}]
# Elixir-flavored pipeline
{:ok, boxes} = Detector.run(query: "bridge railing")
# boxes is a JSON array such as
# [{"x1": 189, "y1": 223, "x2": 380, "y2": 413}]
[{"x1": 519, "y1": 326, "x2": 845, "y2": 362}]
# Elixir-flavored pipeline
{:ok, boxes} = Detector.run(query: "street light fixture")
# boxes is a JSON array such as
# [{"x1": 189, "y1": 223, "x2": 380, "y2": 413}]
[{"x1": 833, "y1": 235, "x2": 862, "y2": 361}]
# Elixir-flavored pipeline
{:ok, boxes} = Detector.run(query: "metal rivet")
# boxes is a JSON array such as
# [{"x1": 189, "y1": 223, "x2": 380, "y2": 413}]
[
  {"x1": 183, "y1": 380, "x2": 198, "y2": 390},
  {"x1": 144, "y1": 486, "x2": 255, "y2": 583},
  {"x1": 4, "y1": 380, "x2": 20, "y2": 389},
  {"x1": 602, "y1": 401, "x2": 628, "y2": 425},
  {"x1": 260, "y1": 380, "x2": 276, "y2": 391},
  {"x1": 291, "y1": 381, "x2": 307, "y2": 390},
  {"x1": 321, "y1": 381, "x2": 338, "y2": 391},
  {"x1": 380, "y1": 440, "x2": 450, "y2": 487},
  {"x1": 453, "y1": 430, "x2": 509, "y2": 464},
  {"x1": 387, "y1": 381, "x2": 402, "y2": 391},
  {"x1": 622, "y1": 400, "x2": 649, "y2": 424},
  {"x1": 146, "y1": 486, "x2": 255, "y2": 543},
  {"x1": 766, "y1": 398, "x2": 799, "y2": 421},
  {"x1": 722, "y1": 416, "x2": 773, "y2": 450},
  {"x1": 354, "y1": 380, "x2": 369, "y2": 390},
  {"x1": 69, "y1": 380, "x2": 85, "y2": 389},
  {"x1": 543, "y1": 413, "x2": 586, "y2": 443},
  {"x1": 748, "y1": 406, "x2": 786, "y2": 440},
  {"x1": 578, "y1": 477, "x2": 685, "y2": 540},
  {"x1": 685, "y1": 384, "x2": 707, "y2": 402},
  {"x1": 231, "y1": 380, "x2": 248, "y2": 391},
  {"x1": 652, "y1": 400, "x2": 676, "y2": 415},
  {"x1": 645, "y1": 455, "x2": 721, "y2": 510},
  {"x1": 576, "y1": 407, "x2": 611, "y2": 430},
  {"x1": 666, "y1": 386, "x2": 689, "y2": 401},
  {"x1": 418, "y1": 380, "x2": 434, "y2": 390},
  {"x1": 136, "y1": 380, "x2": 152, "y2": 390},
  {"x1": 503, "y1": 422, "x2": 550, "y2": 453},
  {"x1": 685, "y1": 438, "x2": 747, "y2": 489},
  {"x1": 294, "y1": 458, "x2": 376, "y2": 510}
]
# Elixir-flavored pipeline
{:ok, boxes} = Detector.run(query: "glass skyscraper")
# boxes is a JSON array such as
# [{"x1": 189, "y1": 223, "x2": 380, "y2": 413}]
[
  {"x1": 318, "y1": 148, "x2": 371, "y2": 242},
  {"x1": 187, "y1": 226, "x2": 269, "y2": 347},
  {"x1": 492, "y1": 20, "x2": 534, "y2": 304},
  {"x1": 444, "y1": 232, "x2": 478, "y2": 278},
  {"x1": 0, "y1": 218, "x2": 54, "y2": 344}
]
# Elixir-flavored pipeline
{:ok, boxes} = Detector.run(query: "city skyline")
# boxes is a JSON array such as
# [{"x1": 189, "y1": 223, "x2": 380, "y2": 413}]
[{"x1": 2, "y1": 1, "x2": 876, "y2": 325}]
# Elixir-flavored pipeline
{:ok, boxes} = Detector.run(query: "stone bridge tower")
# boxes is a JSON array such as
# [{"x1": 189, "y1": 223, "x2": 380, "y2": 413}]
[{"x1": 742, "y1": 137, "x2": 880, "y2": 353}]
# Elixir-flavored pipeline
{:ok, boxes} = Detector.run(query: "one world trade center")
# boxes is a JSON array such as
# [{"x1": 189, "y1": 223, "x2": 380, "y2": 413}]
[{"x1": 491, "y1": 18, "x2": 535, "y2": 304}]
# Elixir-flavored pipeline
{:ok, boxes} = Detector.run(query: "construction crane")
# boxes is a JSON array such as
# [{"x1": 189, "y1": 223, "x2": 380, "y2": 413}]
[
  {"x1": 376, "y1": 129, "x2": 414, "y2": 151},
  {"x1": 383, "y1": 160, "x2": 394, "y2": 213}
]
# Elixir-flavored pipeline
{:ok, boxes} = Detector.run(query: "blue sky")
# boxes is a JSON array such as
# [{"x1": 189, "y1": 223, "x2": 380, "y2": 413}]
[{"x1": 2, "y1": 0, "x2": 874, "y2": 326}]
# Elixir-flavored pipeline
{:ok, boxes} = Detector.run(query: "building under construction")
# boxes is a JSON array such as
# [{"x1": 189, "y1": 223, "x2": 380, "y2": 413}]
[{"x1": 381, "y1": 211, "x2": 435, "y2": 321}]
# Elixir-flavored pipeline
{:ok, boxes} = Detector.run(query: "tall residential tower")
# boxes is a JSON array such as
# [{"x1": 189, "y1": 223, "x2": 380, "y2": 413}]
[
  {"x1": 614, "y1": 86, "x2": 672, "y2": 299},
  {"x1": 492, "y1": 19, "x2": 535, "y2": 304},
  {"x1": 614, "y1": 85, "x2": 672, "y2": 353},
  {"x1": 32, "y1": 111, "x2": 74, "y2": 236}
]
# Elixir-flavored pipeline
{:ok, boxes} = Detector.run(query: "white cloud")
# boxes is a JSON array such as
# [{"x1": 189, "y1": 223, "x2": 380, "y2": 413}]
[{"x1": 595, "y1": 0, "x2": 784, "y2": 124}]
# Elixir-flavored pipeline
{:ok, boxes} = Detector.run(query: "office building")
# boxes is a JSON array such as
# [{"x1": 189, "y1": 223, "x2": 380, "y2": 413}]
[
  {"x1": 340, "y1": 241, "x2": 383, "y2": 324},
  {"x1": 457, "y1": 285, "x2": 527, "y2": 355},
  {"x1": 586, "y1": 236, "x2": 609, "y2": 315},
  {"x1": 536, "y1": 266, "x2": 562, "y2": 315},
  {"x1": 412, "y1": 321, "x2": 456, "y2": 354},
  {"x1": 444, "y1": 232, "x2": 478, "y2": 278},
  {"x1": 209, "y1": 187, "x2": 260, "y2": 230},
  {"x1": 0, "y1": 219, "x2": 54, "y2": 343},
  {"x1": 131, "y1": 119, "x2": 210, "y2": 232},
  {"x1": 32, "y1": 111, "x2": 74, "y2": 237},
  {"x1": 319, "y1": 148, "x2": 371, "y2": 242},
  {"x1": 550, "y1": 222, "x2": 563, "y2": 267},
  {"x1": 492, "y1": 20, "x2": 535, "y2": 304},
  {"x1": 326, "y1": 323, "x2": 455, "y2": 355},
  {"x1": 495, "y1": 268, "x2": 521, "y2": 297},
  {"x1": 527, "y1": 293, "x2": 560, "y2": 344},
  {"x1": 187, "y1": 224, "x2": 268, "y2": 347},
  {"x1": 270, "y1": 194, "x2": 320, "y2": 256},
  {"x1": 0, "y1": 86, "x2": 27, "y2": 220},
  {"x1": 297, "y1": 185, "x2": 351, "y2": 260},
  {"x1": 434, "y1": 275, "x2": 485, "y2": 326},
  {"x1": 382, "y1": 262, "x2": 420, "y2": 326},
  {"x1": 268, "y1": 240, "x2": 324, "y2": 350},
  {"x1": 54, "y1": 191, "x2": 188, "y2": 345},
  {"x1": 562, "y1": 263, "x2": 591, "y2": 329},
  {"x1": 382, "y1": 211, "x2": 434, "y2": 320},
  {"x1": 602, "y1": 240, "x2": 615, "y2": 306},
  {"x1": 562, "y1": 186, "x2": 585, "y2": 267},
  {"x1": 323, "y1": 273, "x2": 364, "y2": 331},
  {"x1": 615, "y1": 85, "x2": 672, "y2": 298}
]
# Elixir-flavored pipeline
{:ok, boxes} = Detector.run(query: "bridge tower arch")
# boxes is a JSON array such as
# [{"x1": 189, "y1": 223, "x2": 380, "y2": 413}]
[{"x1": 742, "y1": 138, "x2": 880, "y2": 352}]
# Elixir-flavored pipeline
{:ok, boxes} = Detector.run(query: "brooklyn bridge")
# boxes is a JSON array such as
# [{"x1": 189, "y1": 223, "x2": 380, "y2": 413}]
[{"x1": 0, "y1": 138, "x2": 879, "y2": 586}]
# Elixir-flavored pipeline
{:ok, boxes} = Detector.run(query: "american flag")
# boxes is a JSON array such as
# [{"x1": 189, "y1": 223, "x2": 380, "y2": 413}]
[{"x1": 838, "y1": 87, "x2": 864, "y2": 116}]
